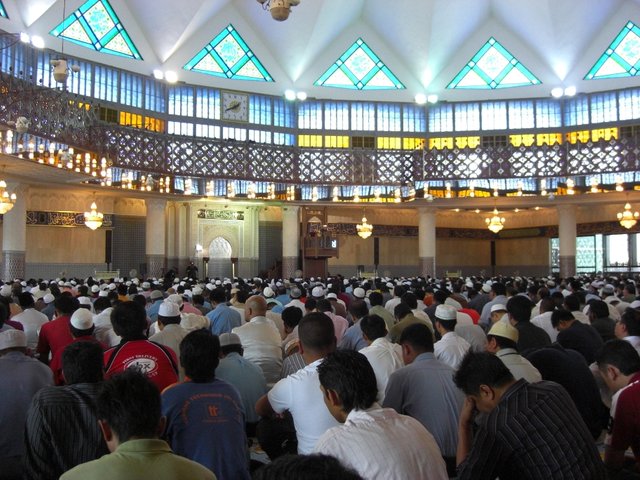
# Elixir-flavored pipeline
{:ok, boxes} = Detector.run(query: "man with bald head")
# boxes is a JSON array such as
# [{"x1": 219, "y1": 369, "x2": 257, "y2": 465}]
[{"x1": 232, "y1": 295, "x2": 283, "y2": 385}]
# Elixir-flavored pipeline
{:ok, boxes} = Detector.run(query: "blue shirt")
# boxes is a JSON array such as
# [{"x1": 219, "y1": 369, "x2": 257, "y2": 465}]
[
  {"x1": 275, "y1": 294, "x2": 290, "y2": 307},
  {"x1": 147, "y1": 299, "x2": 163, "y2": 323},
  {"x1": 216, "y1": 352, "x2": 268, "y2": 424},
  {"x1": 207, "y1": 304, "x2": 242, "y2": 336},
  {"x1": 383, "y1": 352, "x2": 464, "y2": 457},
  {"x1": 338, "y1": 321, "x2": 368, "y2": 351},
  {"x1": 161, "y1": 380, "x2": 249, "y2": 480},
  {"x1": 0, "y1": 352, "x2": 53, "y2": 461}
]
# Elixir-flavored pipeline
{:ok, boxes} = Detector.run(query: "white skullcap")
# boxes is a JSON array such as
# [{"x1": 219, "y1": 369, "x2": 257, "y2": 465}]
[
  {"x1": 159, "y1": 301, "x2": 181, "y2": 318},
  {"x1": 70, "y1": 309, "x2": 94, "y2": 330},
  {"x1": 435, "y1": 304, "x2": 457, "y2": 321},
  {"x1": 0, "y1": 329, "x2": 27, "y2": 349},
  {"x1": 263, "y1": 287, "x2": 275, "y2": 298}
]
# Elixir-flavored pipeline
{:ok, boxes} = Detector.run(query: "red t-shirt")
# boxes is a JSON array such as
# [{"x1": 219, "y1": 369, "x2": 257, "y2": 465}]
[
  {"x1": 104, "y1": 339, "x2": 179, "y2": 391},
  {"x1": 49, "y1": 336, "x2": 105, "y2": 385},
  {"x1": 460, "y1": 308, "x2": 481, "y2": 325},
  {"x1": 36, "y1": 315, "x2": 73, "y2": 361},
  {"x1": 608, "y1": 371, "x2": 640, "y2": 466}
]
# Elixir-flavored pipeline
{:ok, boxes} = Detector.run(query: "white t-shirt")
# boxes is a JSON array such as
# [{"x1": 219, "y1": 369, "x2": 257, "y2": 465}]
[
  {"x1": 359, "y1": 338, "x2": 404, "y2": 403},
  {"x1": 434, "y1": 331, "x2": 470, "y2": 370},
  {"x1": 315, "y1": 407, "x2": 448, "y2": 480},
  {"x1": 531, "y1": 311, "x2": 558, "y2": 342},
  {"x1": 268, "y1": 358, "x2": 339, "y2": 454},
  {"x1": 232, "y1": 316, "x2": 282, "y2": 385}
]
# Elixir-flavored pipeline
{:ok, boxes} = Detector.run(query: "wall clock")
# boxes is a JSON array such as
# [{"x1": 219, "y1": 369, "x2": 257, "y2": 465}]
[{"x1": 221, "y1": 91, "x2": 249, "y2": 122}]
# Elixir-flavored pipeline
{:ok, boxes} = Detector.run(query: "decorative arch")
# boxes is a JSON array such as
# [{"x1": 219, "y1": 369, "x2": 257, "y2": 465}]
[
  {"x1": 208, "y1": 236, "x2": 232, "y2": 258},
  {"x1": 207, "y1": 236, "x2": 233, "y2": 278}
]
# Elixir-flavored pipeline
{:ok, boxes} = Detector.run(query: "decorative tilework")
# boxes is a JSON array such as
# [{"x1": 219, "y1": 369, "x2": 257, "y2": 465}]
[
  {"x1": 448, "y1": 37, "x2": 541, "y2": 89},
  {"x1": 26, "y1": 210, "x2": 113, "y2": 228},
  {"x1": 586, "y1": 21, "x2": 640, "y2": 80},
  {"x1": 315, "y1": 38, "x2": 404, "y2": 90},
  {"x1": 2, "y1": 250, "x2": 25, "y2": 280},
  {"x1": 50, "y1": 0, "x2": 142, "y2": 60},
  {"x1": 184, "y1": 24, "x2": 273, "y2": 82},
  {"x1": 419, "y1": 256, "x2": 435, "y2": 277}
]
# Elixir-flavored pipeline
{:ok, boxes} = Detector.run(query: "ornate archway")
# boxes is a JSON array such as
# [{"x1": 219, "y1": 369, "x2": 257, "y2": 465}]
[{"x1": 208, "y1": 236, "x2": 232, "y2": 278}]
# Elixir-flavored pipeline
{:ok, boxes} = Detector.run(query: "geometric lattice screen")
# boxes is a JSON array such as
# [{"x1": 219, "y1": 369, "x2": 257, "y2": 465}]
[
  {"x1": 50, "y1": 0, "x2": 142, "y2": 60},
  {"x1": 447, "y1": 37, "x2": 541, "y2": 89},
  {"x1": 585, "y1": 21, "x2": 640, "y2": 80},
  {"x1": 315, "y1": 38, "x2": 405, "y2": 90},
  {"x1": 184, "y1": 24, "x2": 273, "y2": 82}
]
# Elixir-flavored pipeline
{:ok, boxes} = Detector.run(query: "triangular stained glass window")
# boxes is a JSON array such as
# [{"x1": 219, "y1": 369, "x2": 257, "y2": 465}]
[
  {"x1": 447, "y1": 37, "x2": 541, "y2": 89},
  {"x1": 585, "y1": 21, "x2": 640, "y2": 80},
  {"x1": 315, "y1": 38, "x2": 405, "y2": 90},
  {"x1": 0, "y1": 1, "x2": 8, "y2": 19},
  {"x1": 184, "y1": 25, "x2": 273, "y2": 82},
  {"x1": 50, "y1": 0, "x2": 142, "y2": 60}
]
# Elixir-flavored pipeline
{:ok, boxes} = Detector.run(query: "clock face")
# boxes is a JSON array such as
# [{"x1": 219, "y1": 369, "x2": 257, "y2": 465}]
[{"x1": 221, "y1": 91, "x2": 249, "y2": 122}]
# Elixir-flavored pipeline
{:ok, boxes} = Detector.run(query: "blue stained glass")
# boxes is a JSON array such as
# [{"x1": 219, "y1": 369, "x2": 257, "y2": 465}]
[
  {"x1": 0, "y1": 1, "x2": 7, "y2": 18},
  {"x1": 448, "y1": 37, "x2": 540, "y2": 89},
  {"x1": 50, "y1": 0, "x2": 142, "y2": 60},
  {"x1": 315, "y1": 38, "x2": 405, "y2": 90},
  {"x1": 184, "y1": 25, "x2": 273, "y2": 82},
  {"x1": 586, "y1": 21, "x2": 640, "y2": 80}
]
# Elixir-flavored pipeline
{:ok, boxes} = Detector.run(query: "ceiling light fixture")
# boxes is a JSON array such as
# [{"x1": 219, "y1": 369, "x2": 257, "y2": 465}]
[
  {"x1": 0, "y1": 179, "x2": 16, "y2": 214},
  {"x1": 51, "y1": 0, "x2": 80, "y2": 85},
  {"x1": 164, "y1": 71, "x2": 178, "y2": 83},
  {"x1": 84, "y1": 200, "x2": 104, "y2": 230},
  {"x1": 485, "y1": 208, "x2": 505, "y2": 234},
  {"x1": 414, "y1": 93, "x2": 427, "y2": 105},
  {"x1": 427, "y1": 94, "x2": 439, "y2": 104},
  {"x1": 618, "y1": 203, "x2": 639, "y2": 229},
  {"x1": 356, "y1": 212, "x2": 373, "y2": 239},
  {"x1": 257, "y1": 0, "x2": 301, "y2": 21}
]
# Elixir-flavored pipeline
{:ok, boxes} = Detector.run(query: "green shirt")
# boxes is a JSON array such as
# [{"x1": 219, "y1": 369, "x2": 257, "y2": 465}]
[{"x1": 60, "y1": 439, "x2": 216, "y2": 480}]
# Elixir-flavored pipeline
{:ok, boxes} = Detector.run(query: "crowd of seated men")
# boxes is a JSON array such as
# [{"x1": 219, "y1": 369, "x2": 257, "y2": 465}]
[{"x1": 1, "y1": 271, "x2": 640, "y2": 479}]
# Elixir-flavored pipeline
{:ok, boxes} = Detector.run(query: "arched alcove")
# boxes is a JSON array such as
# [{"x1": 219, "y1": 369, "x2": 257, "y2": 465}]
[{"x1": 208, "y1": 236, "x2": 233, "y2": 278}]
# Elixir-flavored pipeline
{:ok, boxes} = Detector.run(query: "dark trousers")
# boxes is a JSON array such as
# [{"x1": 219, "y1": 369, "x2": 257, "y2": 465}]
[{"x1": 256, "y1": 413, "x2": 298, "y2": 460}]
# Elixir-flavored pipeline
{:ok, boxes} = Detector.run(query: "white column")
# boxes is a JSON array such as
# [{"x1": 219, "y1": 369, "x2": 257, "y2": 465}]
[
  {"x1": 557, "y1": 204, "x2": 577, "y2": 277},
  {"x1": 418, "y1": 207, "x2": 436, "y2": 278},
  {"x1": 145, "y1": 198, "x2": 167, "y2": 278},
  {"x1": 282, "y1": 206, "x2": 300, "y2": 279},
  {"x1": 2, "y1": 182, "x2": 27, "y2": 280},
  {"x1": 238, "y1": 206, "x2": 260, "y2": 278}
]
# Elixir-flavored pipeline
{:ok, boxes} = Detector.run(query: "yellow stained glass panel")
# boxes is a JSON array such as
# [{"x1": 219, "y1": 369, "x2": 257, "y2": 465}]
[
  {"x1": 428, "y1": 137, "x2": 454, "y2": 149},
  {"x1": 377, "y1": 137, "x2": 401, "y2": 149},
  {"x1": 298, "y1": 135, "x2": 323, "y2": 147}
]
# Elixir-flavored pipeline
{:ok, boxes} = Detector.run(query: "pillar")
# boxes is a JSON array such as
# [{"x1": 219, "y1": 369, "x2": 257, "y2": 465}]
[
  {"x1": 418, "y1": 207, "x2": 437, "y2": 278},
  {"x1": 282, "y1": 206, "x2": 300, "y2": 279},
  {"x1": 557, "y1": 204, "x2": 577, "y2": 277},
  {"x1": 145, "y1": 198, "x2": 167, "y2": 278},
  {"x1": 2, "y1": 182, "x2": 27, "y2": 280}
]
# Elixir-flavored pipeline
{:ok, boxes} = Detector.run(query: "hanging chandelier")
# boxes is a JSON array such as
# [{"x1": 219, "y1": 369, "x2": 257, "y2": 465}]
[
  {"x1": 485, "y1": 208, "x2": 505, "y2": 234},
  {"x1": 257, "y1": 0, "x2": 301, "y2": 21},
  {"x1": 84, "y1": 202, "x2": 104, "y2": 230},
  {"x1": 0, "y1": 180, "x2": 16, "y2": 214},
  {"x1": 356, "y1": 214, "x2": 373, "y2": 239},
  {"x1": 617, "y1": 203, "x2": 639, "y2": 229}
]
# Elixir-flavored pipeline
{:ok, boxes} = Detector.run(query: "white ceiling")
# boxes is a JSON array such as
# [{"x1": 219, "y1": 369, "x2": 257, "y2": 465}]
[{"x1": 2, "y1": 0, "x2": 640, "y2": 103}]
